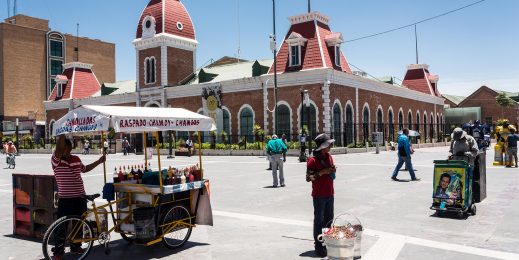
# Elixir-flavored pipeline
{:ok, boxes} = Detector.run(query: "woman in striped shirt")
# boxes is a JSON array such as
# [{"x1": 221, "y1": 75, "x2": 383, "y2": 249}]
[{"x1": 51, "y1": 135, "x2": 105, "y2": 259}]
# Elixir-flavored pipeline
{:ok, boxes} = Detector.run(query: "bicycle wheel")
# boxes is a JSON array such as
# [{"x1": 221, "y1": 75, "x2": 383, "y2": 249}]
[
  {"x1": 160, "y1": 205, "x2": 193, "y2": 249},
  {"x1": 42, "y1": 216, "x2": 95, "y2": 260}
]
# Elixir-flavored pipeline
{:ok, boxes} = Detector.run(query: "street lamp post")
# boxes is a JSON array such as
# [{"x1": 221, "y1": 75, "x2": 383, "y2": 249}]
[
  {"x1": 15, "y1": 118, "x2": 19, "y2": 153},
  {"x1": 305, "y1": 93, "x2": 312, "y2": 156},
  {"x1": 167, "y1": 130, "x2": 174, "y2": 159},
  {"x1": 271, "y1": 0, "x2": 278, "y2": 135},
  {"x1": 299, "y1": 89, "x2": 307, "y2": 162}
]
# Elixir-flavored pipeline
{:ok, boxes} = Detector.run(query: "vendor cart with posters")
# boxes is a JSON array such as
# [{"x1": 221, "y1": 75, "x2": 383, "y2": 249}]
[
  {"x1": 42, "y1": 105, "x2": 215, "y2": 259},
  {"x1": 430, "y1": 157, "x2": 476, "y2": 218}
]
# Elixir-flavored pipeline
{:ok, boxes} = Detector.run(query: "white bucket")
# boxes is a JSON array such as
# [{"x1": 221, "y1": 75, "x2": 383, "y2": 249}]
[{"x1": 318, "y1": 235, "x2": 355, "y2": 260}]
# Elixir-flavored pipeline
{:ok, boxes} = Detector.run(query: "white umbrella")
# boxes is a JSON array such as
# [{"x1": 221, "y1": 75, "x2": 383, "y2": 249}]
[
  {"x1": 398, "y1": 130, "x2": 420, "y2": 137},
  {"x1": 52, "y1": 105, "x2": 217, "y2": 136}
]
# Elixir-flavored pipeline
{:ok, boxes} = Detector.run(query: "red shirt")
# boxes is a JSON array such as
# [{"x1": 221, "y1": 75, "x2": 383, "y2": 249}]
[
  {"x1": 51, "y1": 153, "x2": 86, "y2": 198},
  {"x1": 307, "y1": 153, "x2": 335, "y2": 198}
]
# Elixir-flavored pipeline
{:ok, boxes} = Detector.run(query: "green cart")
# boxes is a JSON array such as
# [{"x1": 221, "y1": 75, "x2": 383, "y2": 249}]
[{"x1": 430, "y1": 158, "x2": 476, "y2": 218}]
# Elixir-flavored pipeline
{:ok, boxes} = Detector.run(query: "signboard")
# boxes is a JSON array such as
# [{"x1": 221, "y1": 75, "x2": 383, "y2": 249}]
[
  {"x1": 53, "y1": 110, "x2": 110, "y2": 136},
  {"x1": 202, "y1": 84, "x2": 223, "y2": 134},
  {"x1": 433, "y1": 166, "x2": 466, "y2": 207}
]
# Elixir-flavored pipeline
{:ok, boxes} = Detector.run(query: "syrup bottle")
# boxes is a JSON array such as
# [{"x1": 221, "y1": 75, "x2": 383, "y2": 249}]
[
  {"x1": 113, "y1": 167, "x2": 119, "y2": 183},
  {"x1": 118, "y1": 166, "x2": 125, "y2": 182}
]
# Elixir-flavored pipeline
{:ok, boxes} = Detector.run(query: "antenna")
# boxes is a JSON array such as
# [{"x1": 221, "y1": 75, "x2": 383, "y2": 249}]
[
  {"x1": 76, "y1": 23, "x2": 79, "y2": 62},
  {"x1": 236, "y1": 0, "x2": 241, "y2": 62},
  {"x1": 414, "y1": 24, "x2": 419, "y2": 64},
  {"x1": 7, "y1": 0, "x2": 10, "y2": 17},
  {"x1": 13, "y1": 0, "x2": 16, "y2": 15},
  {"x1": 308, "y1": 0, "x2": 311, "y2": 13}
]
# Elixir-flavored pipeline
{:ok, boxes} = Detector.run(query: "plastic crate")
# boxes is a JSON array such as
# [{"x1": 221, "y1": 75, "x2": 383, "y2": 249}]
[
  {"x1": 33, "y1": 176, "x2": 57, "y2": 208},
  {"x1": 13, "y1": 174, "x2": 32, "y2": 206}
]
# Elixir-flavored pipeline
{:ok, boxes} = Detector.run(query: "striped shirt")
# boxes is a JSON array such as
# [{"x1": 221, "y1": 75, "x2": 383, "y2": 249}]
[{"x1": 51, "y1": 153, "x2": 86, "y2": 198}]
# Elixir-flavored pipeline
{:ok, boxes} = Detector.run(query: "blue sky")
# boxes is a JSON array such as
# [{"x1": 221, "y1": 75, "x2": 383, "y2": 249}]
[{"x1": 7, "y1": 0, "x2": 519, "y2": 96}]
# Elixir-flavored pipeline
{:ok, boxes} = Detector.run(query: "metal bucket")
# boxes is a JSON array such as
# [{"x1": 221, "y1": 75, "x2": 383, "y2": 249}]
[{"x1": 322, "y1": 235, "x2": 355, "y2": 260}]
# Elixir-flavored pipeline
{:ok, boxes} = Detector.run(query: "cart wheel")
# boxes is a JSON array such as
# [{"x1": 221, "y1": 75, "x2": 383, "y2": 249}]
[
  {"x1": 160, "y1": 205, "x2": 193, "y2": 249},
  {"x1": 121, "y1": 233, "x2": 136, "y2": 243},
  {"x1": 457, "y1": 211, "x2": 464, "y2": 219},
  {"x1": 470, "y1": 204, "x2": 477, "y2": 216},
  {"x1": 42, "y1": 216, "x2": 94, "y2": 260},
  {"x1": 435, "y1": 210, "x2": 442, "y2": 217}
]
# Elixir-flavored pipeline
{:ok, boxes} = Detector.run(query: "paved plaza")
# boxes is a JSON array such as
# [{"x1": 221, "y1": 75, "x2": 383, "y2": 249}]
[{"x1": 1, "y1": 146, "x2": 519, "y2": 259}]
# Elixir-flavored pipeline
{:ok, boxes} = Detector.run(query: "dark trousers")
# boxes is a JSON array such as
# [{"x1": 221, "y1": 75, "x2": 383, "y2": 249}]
[
  {"x1": 52, "y1": 197, "x2": 87, "y2": 256},
  {"x1": 313, "y1": 196, "x2": 334, "y2": 248}
]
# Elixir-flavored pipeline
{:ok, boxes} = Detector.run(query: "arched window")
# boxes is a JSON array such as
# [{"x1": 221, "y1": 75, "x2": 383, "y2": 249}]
[
  {"x1": 277, "y1": 104, "x2": 291, "y2": 140},
  {"x1": 240, "y1": 107, "x2": 254, "y2": 142},
  {"x1": 436, "y1": 114, "x2": 440, "y2": 141},
  {"x1": 423, "y1": 114, "x2": 427, "y2": 142},
  {"x1": 407, "y1": 111, "x2": 412, "y2": 130},
  {"x1": 415, "y1": 112, "x2": 420, "y2": 132},
  {"x1": 301, "y1": 104, "x2": 317, "y2": 138},
  {"x1": 144, "y1": 57, "x2": 156, "y2": 84},
  {"x1": 398, "y1": 110, "x2": 404, "y2": 131},
  {"x1": 332, "y1": 104, "x2": 341, "y2": 146},
  {"x1": 363, "y1": 106, "x2": 370, "y2": 141},
  {"x1": 345, "y1": 105, "x2": 354, "y2": 145},
  {"x1": 376, "y1": 108, "x2": 383, "y2": 132},
  {"x1": 223, "y1": 109, "x2": 231, "y2": 136},
  {"x1": 388, "y1": 109, "x2": 394, "y2": 141},
  {"x1": 430, "y1": 114, "x2": 434, "y2": 142}
]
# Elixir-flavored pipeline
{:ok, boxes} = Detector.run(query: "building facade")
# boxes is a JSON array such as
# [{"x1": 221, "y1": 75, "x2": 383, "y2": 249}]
[
  {"x1": 45, "y1": 0, "x2": 445, "y2": 146},
  {"x1": 455, "y1": 86, "x2": 519, "y2": 126},
  {"x1": 1, "y1": 14, "x2": 115, "y2": 137}
]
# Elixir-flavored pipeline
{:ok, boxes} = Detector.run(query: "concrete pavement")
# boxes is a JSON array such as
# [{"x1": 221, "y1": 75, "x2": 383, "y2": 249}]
[{"x1": 1, "y1": 146, "x2": 518, "y2": 259}]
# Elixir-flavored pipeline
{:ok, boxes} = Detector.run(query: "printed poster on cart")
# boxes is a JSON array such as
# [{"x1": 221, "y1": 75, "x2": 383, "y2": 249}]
[{"x1": 433, "y1": 167, "x2": 466, "y2": 207}]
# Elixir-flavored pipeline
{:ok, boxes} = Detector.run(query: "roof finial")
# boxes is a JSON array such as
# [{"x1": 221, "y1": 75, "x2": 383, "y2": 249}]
[{"x1": 308, "y1": 0, "x2": 311, "y2": 13}]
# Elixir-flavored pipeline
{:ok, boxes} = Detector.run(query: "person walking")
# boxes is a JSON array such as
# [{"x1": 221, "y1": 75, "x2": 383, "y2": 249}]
[
  {"x1": 391, "y1": 128, "x2": 420, "y2": 181},
  {"x1": 51, "y1": 135, "x2": 105, "y2": 259},
  {"x1": 83, "y1": 140, "x2": 90, "y2": 155},
  {"x1": 306, "y1": 133, "x2": 336, "y2": 257},
  {"x1": 122, "y1": 137, "x2": 129, "y2": 156},
  {"x1": 506, "y1": 128, "x2": 518, "y2": 168},
  {"x1": 266, "y1": 134, "x2": 287, "y2": 187},
  {"x1": 103, "y1": 139, "x2": 109, "y2": 156}
]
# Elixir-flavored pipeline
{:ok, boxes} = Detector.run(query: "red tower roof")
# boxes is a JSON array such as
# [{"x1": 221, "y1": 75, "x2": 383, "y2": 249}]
[
  {"x1": 136, "y1": 0, "x2": 196, "y2": 40},
  {"x1": 48, "y1": 62, "x2": 101, "y2": 101},
  {"x1": 269, "y1": 12, "x2": 352, "y2": 74},
  {"x1": 402, "y1": 64, "x2": 441, "y2": 97}
]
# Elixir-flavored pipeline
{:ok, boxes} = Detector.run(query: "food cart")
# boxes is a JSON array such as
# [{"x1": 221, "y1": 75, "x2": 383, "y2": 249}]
[
  {"x1": 42, "y1": 105, "x2": 215, "y2": 259},
  {"x1": 430, "y1": 157, "x2": 476, "y2": 218}
]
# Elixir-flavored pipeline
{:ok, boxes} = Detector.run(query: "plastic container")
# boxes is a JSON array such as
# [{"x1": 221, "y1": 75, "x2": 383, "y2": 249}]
[
  {"x1": 318, "y1": 213, "x2": 363, "y2": 260},
  {"x1": 133, "y1": 207, "x2": 156, "y2": 243}
]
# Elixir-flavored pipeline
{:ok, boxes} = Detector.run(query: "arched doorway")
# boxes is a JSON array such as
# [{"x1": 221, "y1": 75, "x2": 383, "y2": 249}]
[{"x1": 277, "y1": 104, "x2": 291, "y2": 140}]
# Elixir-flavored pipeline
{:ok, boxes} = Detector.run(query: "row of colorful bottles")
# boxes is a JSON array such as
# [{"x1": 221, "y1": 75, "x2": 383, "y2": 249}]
[
  {"x1": 113, "y1": 163, "x2": 151, "y2": 183},
  {"x1": 164, "y1": 164, "x2": 199, "y2": 185}
]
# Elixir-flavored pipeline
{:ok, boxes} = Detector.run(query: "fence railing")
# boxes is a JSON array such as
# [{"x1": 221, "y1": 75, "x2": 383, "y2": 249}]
[{"x1": 8, "y1": 122, "x2": 505, "y2": 151}]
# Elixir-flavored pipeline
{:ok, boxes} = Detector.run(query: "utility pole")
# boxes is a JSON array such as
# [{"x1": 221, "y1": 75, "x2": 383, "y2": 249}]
[
  {"x1": 272, "y1": 0, "x2": 278, "y2": 135},
  {"x1": 415, "y1": 24, "x2": 419, "y2": 64}
]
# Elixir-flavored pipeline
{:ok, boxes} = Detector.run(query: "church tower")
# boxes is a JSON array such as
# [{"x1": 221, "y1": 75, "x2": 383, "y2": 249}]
[{"x1": 134, "y1": 0, "x2": 197, "y2": 95}]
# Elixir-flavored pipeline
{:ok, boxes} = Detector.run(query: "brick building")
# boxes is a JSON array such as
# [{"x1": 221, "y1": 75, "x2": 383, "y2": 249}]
[
  {"x1": 45, "y1": 0, "x2": 445, "y2": 147},
  {"x1": 0, "y1": 14, "x2": 115, "y2": 137},
  {"x1": 455, "y1": 86, "x2": 519, "y2": 126}
]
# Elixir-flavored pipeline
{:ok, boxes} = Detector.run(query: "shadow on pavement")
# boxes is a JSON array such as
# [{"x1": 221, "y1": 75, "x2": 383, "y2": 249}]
[
  {"x1": 4, "y1": 234, "x2": 42, "y2": 243},
  {"x1": 85, "y1": 240, "x2": 210, "y2": 259},
  {"x1": 299, "y1": 250, "x2": 323, "y2": 258}
]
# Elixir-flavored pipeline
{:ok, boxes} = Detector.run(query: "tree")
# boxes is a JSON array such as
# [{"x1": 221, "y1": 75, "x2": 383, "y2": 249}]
[{"x1": 496, "y1": 92, "x2": 516, "y2": 118}]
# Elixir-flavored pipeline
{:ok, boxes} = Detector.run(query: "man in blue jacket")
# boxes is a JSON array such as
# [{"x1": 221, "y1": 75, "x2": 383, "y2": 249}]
[
  {"x1": 391, "y1": 129, "x2": 420, "y2": 181},
  {"x1": 267, "y1": 134, "x2": 288, "y2": 187}
]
